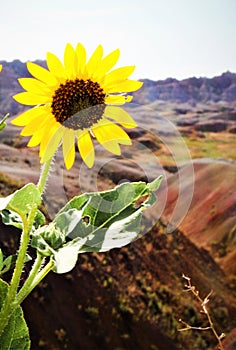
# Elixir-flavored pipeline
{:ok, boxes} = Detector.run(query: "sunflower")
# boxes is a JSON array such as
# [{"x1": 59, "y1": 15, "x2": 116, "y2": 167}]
[{"x1": 12, "y1": 43, "x2": 143, "y2": 169}]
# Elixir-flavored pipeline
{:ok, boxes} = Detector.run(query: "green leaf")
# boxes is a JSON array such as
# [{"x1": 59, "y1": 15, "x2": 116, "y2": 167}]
[
  {"x1": 0, "y1": 184, "x2": 41, "y2": 218},
  {"x1": 0, "y1": 279, "x2": 30, "y2": 349},
  {"x1": 50, "y1": 176, "x2": 162, "y2": 273},
  {"x1": 148, "y1": 176, "x2": 163, "y2": 191},
  {"x1": 33, "y1": 210, "x2": 46, "y2": 229},
  {"x1": 0, "y1": 255, "x2": 17, "y2": 275},
  {"x1": 1, "y1": 209, "x2": 45, "y2": 232},
  {"x1": 1, "y1": 210, "x2": 23, "y2": 230},
  {"x1": 0, "y1": 254, "x2": 31, "y2": 276},
  {"x1": 0, "y1": 114, "x2": 9, "y2": 132},
  {"x1": 0, "y1": 250, "x2": 3, "y2": 271}
]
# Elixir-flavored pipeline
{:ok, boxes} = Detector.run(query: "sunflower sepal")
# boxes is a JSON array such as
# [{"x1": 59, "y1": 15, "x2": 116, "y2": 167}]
[{"x1": 31, "y1": 223, "x2": 66, "y2": 257}]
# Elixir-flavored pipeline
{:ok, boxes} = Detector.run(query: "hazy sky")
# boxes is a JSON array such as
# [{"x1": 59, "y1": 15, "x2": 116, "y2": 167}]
[{"x1": 1, "y1": 0, "x2": 236, "y2": 80}]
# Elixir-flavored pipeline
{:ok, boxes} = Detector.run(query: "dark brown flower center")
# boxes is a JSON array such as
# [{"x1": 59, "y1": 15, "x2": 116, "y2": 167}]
[{"x1": 51, "y1": 79, "x2": 106, "y2": 130}]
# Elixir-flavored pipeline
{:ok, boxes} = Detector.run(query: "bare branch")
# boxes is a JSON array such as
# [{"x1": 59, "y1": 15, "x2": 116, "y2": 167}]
[{"x1": 179, "y1": 274, "x2": 225, "y2": 350}]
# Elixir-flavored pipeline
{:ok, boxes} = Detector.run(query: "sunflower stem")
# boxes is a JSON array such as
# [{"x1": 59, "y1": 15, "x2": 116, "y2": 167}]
[
  {"x1": 0, "y1": 158, "x2": 54, "y2": 336},
  {"x1": 26, "y1": 259, "x2": 54, "y2": 295},
  {"x1": 16, "y1": 257, "x2": 54, "y2": 305},
  {"x1": 16, "y1": 253, "x2": 45, "y2": 304},
  {"x1": 0, "y1": 213, "x2": 33, "y2": 335},
  {"x1": 37, "y1": 158, "x2": 53, "y2": 195}
]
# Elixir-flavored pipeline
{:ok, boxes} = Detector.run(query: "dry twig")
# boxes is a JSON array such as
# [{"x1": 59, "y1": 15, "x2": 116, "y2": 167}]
[{"x1": 178, "y1": 274, "x2": 225, "y2": 350}]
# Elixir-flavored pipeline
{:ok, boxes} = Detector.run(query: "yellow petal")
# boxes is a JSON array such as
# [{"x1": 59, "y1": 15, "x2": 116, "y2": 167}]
[
  {"x1": 98, "y1": 49, "x2": 120, "y2": 76},
  {"x1": 0, "y1": 65, "x2": 2, "y2": 72},
  {"x1": 27, "y1": 129, "x2": 44, "y2": 147},
  {"x1": 77, "y1": 130, "x2": 95, "y2": 168},
  {"x1": 75, "y1": 43, "x2": 86, "y2": 76},
  {"x1": 105, "y1": 80, "x2": 143, "y2": 93},
  {"x1": 40, "y1": 125, "x2": 64, "y2": 162},
  {"x1": 39, "y1": 120, "x2": 62, "y2": 158},
  {"x1": 86, "y1": 45, "x2": 103, "y2": 78},
  {"x1": 64, "y1": 43, "x2": 76, "y2": 79},
  {"x1": 94, "y1": 49, "x2": 120, "y2": 82},
  {"x1": 11, "y1": 106, "x2": 48, "y2": 126},
  {"x1": 104, "y1": 106, "x2": 137, "y2": 128},
  {"x1": 27, "y1": 62, "x2": 58, "y2": 86},
  {"x1": 92, "y1": 119, "x2": 131, "y2": 154},
  {"x1": 18, "y1": 78, "x2": 52, "y2": 95},
  {"x1": 21, "y1": 113, "x2": 50, "y2": 136},
  {"x1": 105, "y1": 95, "x2": 133, "y2": 105},
  {"x1": 103, "y1": 66, "x2": 135, "y2": 87},
  {"x1": 13, "y1": 91, "x2": 51, "y2": 105},
  {"x1": 27, "y1": 119, "x2": 51, "y2": 147},
  {"x1": 65, "y1": 144, "x2": 76, "y2": 169},
  {"x1": 101, "y1": 139, "x2": 121, "y2": 154},
  {"x1": 46, "y1": 52, "x2": 66, "y2": 82},
  {"x1": 62, "y1": 128, "x2": 75, "y2": 169}
]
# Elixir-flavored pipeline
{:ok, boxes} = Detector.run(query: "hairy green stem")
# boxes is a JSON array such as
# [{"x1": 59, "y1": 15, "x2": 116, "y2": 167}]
[
  {"x1": 17, "y1": 259, "x2": 54, "y2": 305},
  {"x1": 37, "y1": 158, "x2": 53, "y2": 195},
  {"x1": 0, "y1": 214, "x2": 31, "y2": 335},
  {"x1": 16, "y1": 253, "x2": 45, "y2": 304},
  {"x1": 0, "y1": 158, "x2": 53, "y2": 335}
]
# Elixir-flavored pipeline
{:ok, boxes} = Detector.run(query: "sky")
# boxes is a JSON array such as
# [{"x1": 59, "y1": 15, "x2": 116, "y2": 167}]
[{"x1": 1, "y1": 0, "x2": 236, "y2": 80}]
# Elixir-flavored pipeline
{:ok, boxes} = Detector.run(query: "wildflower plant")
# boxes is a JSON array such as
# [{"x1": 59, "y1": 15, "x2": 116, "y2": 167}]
[{"x1": 0, "y1": 43, "x2": 162, "y2": 348}]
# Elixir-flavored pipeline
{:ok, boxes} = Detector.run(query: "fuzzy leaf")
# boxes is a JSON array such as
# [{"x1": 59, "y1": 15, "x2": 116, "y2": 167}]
[
  {"x1": 1, "y1": 209, "x2": 45, "y2": 232},
  {"x1": 0, "y1": 254, "x2": 31, "y2": 276},
  {"x1": 0, "y1": 279, "x2": 30, "y2": 349},
  {"x1": 0, "y1": 184, "x2": 41, "y2": 218},
  {"x1": 1, "y1": 210, "x2": 23, "y2": 230},
  {"x1": 51, "y1": 176, "x2": 162, "y2": 273}
]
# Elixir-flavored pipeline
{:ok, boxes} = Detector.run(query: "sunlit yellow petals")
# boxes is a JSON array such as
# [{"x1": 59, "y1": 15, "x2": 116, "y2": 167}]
[
  {"x1": 94, "y1": 49, "x2": 120, "y2": 82},
  {"x1": 65, "y1": 143, "x2": 75, "y2": 170},
  {"x1": 86, "y1": 45, "x2": 103, "y2": 77},
  {"x1": 0, "y1": 65, "x2": 2, "y2": 72},
  {"x1": 106, "y1": 80, "x2": 143, "y2": 93},
  {"x1": 105, "y1": 95, "x2": 133, "y2": 105},
  {"x1": 39, "y1": 120, "x2": 61, "y2": 158},
  {"x1": 11, "y1": 42, "x2": 142, "y2": 169},
  {"x1": 18, "y1": 78, "x2": 52, "y2": 95},
  {"x1": 62, "y1": 128, "x2": 76, "y2": 169},
  {"x1": 99, "y1": 49, "x2": 120, "y2": 74},
  {"x1": 21, "y1": 111, "x2": 52, "y2": 137},
  {"x1": 27, "y1": 120, "x2": 51, "y2": 147},
  {"x1": 92, "y1": 119, "x2": 131, "y2": 154},
  {"x1": 13, "y1": 91, "x2": 51, "y2": 105},
  {"x1": 64, "y1": 43, "x2": 76, "y2": 79},
  {"x1": 93, "y1": 49, "x2": 120, "y2": 83},
  {"x1": 40, "y1": 125, "x2": 64, "y2": 162},
  {"x1": 21, "y1": 114, "x2": 48, "y2": 136},
  {"x1": 46, "y1": 52, "x2": 66, "y2": 82},
  {"x1": 27, "y1": 128, "x2": 45, "y2": 147},
  {"x1": 104, "y1": 106, "x2": 137, "y2": 128},
  {"x1": 11, "y1": 107, "x2": 47, "y2": 126},
  {"x1": 103, "y1": 66, "x2": 135, "y2": 87},
  {"x1": 75, "y1": 43, "x2": 86, "y2": 76},
  {"x1": 101, "y1": 139, "x2": 121, "y2": 154},
  {"x1": 77, "y1": 130, "x2": 95, "y2": 168},
  {"x1": 27, "y1": 62, "x2": 58, "y2": 86}
]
